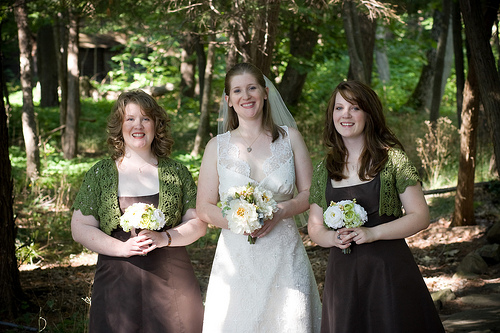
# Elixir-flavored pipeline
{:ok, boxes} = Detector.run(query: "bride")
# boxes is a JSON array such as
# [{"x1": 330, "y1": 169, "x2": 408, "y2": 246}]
[{"x1": 196, "y1": 62, "x2": 322, "y2": 332}]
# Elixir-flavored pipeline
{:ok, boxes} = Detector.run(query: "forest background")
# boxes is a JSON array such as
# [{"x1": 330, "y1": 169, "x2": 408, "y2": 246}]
[{"x1": 1, "y1": 0, "x2": 500, "y2": 331}]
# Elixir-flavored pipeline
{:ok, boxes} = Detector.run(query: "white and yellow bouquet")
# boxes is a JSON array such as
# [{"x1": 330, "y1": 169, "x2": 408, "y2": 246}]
[
  {"x1": 219, "y1": 183, "x2": 278, "y2": 244},
  {"x1": 119, "y1": 203, "x2": 166, "y2": 233},
  {"x1": 324, "y1": 199, "x2": 367, "y2": 254}
]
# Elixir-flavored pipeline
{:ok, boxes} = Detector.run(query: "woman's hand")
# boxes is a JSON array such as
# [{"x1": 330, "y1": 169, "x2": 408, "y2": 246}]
[
  {"x1": 136, "y1": 230, "x2": 161, "y2": 253},
  {"x1": 121, "y1": 234, "x2": 155, "y2": 256},
  {"x1": 309, "y1": 204, "x2": 354, "y2": 249},
  {"x1": 138, "y1": 209, "x2": 207, "y2": 250},
  {"x1": 250, "y1": 208, "x2": 284, "y2": 239},
  {"x1": 333, "y1": 229, "x2": 354, "y2": 250},
  {"x1": 336, "y1": 227, "x2": 376, "y2": 248},
  {"x1": 71, "y1": 209, "x2": 156, "y2": 257}
]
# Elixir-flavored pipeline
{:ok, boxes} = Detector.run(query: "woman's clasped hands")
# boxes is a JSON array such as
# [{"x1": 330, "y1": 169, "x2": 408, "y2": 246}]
[
  {"x1": 121, "y1": 231, "x2": 158, "y2": 257},
  {"x1": 335, "y1": 227, "x2": 377, "y2": 249}
]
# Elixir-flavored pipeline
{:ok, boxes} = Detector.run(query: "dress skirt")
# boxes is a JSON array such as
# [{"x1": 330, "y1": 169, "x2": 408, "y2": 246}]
[
  {"x1": 88, "y1": 195, "x2": 204, "y2": 333},
  {"x1": 321, "y1": 174, "x2": 444, "y2": 333}
]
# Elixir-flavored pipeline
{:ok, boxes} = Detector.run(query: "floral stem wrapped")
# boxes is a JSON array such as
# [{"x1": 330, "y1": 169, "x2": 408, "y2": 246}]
[
  {"x1": 323, "y1": 199, "x2": 367, "y2": 254},
  {"x1": 219, "y1": 183, "x2": 278, "y2": 244}
]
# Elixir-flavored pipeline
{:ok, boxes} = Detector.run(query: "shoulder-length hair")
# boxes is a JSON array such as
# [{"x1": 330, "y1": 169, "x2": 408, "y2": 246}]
[
  {"x1": 224, "y1": 63, "x2": 285, "y2": 141},
  {"x1": 107, "y1": 90, "x2": 174, "y2": 160},
  {"x1": 323, "y1": 80, "x2": 403, "y2": 181}
]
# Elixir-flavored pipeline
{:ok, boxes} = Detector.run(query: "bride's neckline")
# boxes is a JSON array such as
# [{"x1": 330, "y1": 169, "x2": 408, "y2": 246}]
[{"x1": 229, "y1": 131, "x2": 274, "y2": 183}]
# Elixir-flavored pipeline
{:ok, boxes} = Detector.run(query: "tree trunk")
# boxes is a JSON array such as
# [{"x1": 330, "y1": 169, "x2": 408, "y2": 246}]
[
  {"x1": 453, "y1": 0, "x2": 500, "y2": 226},
  {"x1": 375, "y1": 26, "x2": 391, "y2": 84},
  {"x1": 191, "y1": 32, "x2": 216, "y2": 156},
  {"x1": 195, "y1": 34, "x2": 206, "y2": 102},
  {"x1": 14, "y1": 0, "x2": 40, "y2": 182},
  {"x1": 63, "y1": 10, "x2": 80, "y2": 159},
  {"x1": 459, "y1": 0, "x2": 500, "y2": 177},
  {"x1": 179, "y1": 33, "x2": 197, "y2": 99},
  {"x1": 55, "y1": 10, "x2": 68, "y2": 148},
  {"x1": 37, "y1": 24, "x2": 59, "y2": 107},
  {"x1": 496, "y1": 20, "x2": 500, "y2": 71},
  {"x1": 343, "y1": 0, "x2": 376, "y2": 84},
  {"x1": 405, "y1": 9, "x2": 441, "y2": 113},
  {"x1": 352, "y1": 13, "x2": 376, "y2": 85},
  {"x1": 429, "y1": 0, "x2": 451, "y2": 125},
  {"x1": 0, "y1": 22, "x2": 26, "y2": 319},
  {"x1": 429, "y1": 0, "x2": 452, "y2": 124},
  {"x1": 251, "y1": 0, "x2": 280, "y2": 76},
  {"x1": 279, "y1": 23, "x2": 318, "y2": 106},
  {"x1": 225, "y1": 3, "x2": 242, "y2": 70},
  {"x1": 452, "y1": 0, "x2": 465, "y2": 128},
  {"x1": 452, "y1": 66, "x2": 479, "y2": 226},
  {"x1": 343, "y1": 0, "x2": 366, "y2": 83},
  {"x1": 233, "y1": 3, "x2": 251, "y2": 64}
]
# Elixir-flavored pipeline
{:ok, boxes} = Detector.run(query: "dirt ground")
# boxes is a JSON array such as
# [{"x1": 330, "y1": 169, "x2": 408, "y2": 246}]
[{"x1": 9, "y1": 188, "x2": 500, "y2": 332}]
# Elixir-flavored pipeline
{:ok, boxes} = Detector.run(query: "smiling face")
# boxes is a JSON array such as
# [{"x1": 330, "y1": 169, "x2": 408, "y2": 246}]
[
  {"x1": 226, "y1": 73, "x2": 268, "y2": 122},
  {"x1": 333, "y1": 92, "x2": 367, "y2": 140},
  {"x1": 122, "y1": 102, "x2": 155, "y2": 152}
]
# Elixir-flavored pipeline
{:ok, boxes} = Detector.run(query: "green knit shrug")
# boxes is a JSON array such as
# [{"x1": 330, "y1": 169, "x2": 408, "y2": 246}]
[
  {"x1": 72, "y1": 158, "x2": 197, "y2": 235},
  {"x1": 309, "y1": 148, "x2": 421, "y2": 217}
]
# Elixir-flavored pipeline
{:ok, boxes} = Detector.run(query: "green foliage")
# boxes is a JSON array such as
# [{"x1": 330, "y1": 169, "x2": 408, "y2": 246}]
[
  {"x1": 172, "y1": 151, "x2": 202, "y2": 182},
  {"x1": 427, "y1": 195, "x2": 455, "y2": 221},
  {"x1": 5, "y1": 2, "x2": 500, "y2": 329},
  {"x1": 10, "y1": 142, "x2": 99, "y2": 267},
  {"x1": 78, "y1": 99, "x2": 115, "y2": 154},
  {"x1": 15, "y1": 230, "x2": 42, "y2": 266},
  {"x1": 190, "y1": 226, "x2": 221, "y2": 249},
  {"x1": 107, "y1": 45, "x2": 181, "y2": 91},
  {"x1": 415, "y1": 117, "x2": 460, "y2": 189}
]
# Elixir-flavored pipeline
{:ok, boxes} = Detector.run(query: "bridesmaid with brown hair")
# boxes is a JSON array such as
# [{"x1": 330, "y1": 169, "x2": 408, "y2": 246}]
[
  {"x1": 71, "y1": 90, "x2": 205, "y2": 332},
  {"x1": 308, "y1": 80, "x2": 444, "y2": 333}
]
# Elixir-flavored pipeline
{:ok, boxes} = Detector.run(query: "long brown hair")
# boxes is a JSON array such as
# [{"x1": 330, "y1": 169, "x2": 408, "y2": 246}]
[
  {"x1": 224, "y1": 63, "x2": 285, "y2": 141},
  {"x1": 107, "y1": 90, "x2": 174, "y2": 160},
  {"x1": 323, "y1": 80, "x2": 403, "y2": 181}
]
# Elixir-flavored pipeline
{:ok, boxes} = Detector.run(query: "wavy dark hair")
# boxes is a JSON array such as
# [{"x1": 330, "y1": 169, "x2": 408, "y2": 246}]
[
  {"x1": 324, "y1": 80, "x2": 403, "y2": 181},
  {"x1": 107, "y1": 90, "x2": 174, "y2": 160},
  {"x1": 224, "y1": 63, "x2": 285, "y2": 141}
]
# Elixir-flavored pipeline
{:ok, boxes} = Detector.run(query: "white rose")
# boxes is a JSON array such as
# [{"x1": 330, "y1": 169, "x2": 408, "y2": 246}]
[
  {"x1": 254, "y1": 187, "x2": 278, "y2": 220},
  {"x1": 227, "y1": 199, "x2": 260, "y2": 234},
  {"x1": 324, "y1": 204, "x2": 344, "y2": 229},
  {"x1": 153, "y1": 209, "x2": 166, "y2": 229},
  {"x1": 354, "y1": 203, "x2": 368, "y2": 223}
]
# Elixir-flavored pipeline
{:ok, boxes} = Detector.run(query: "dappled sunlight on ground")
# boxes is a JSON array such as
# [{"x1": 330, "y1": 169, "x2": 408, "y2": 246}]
[{"x1": 14, "y1": 188, "x2": 500, "y2": 331}]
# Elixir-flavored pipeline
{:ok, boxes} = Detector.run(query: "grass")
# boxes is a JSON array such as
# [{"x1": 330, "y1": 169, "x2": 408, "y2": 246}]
[
  {"x1": 8, "y1": 86, "x2": 496, "y2": 265},
  {"x1": 6, "y1": 76, "x2": 497, "y2": 331}
]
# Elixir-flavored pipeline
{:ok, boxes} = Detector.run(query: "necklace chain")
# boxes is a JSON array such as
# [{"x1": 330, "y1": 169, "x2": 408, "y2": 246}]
[
  {"x1": 120, "y1": 157, "x2": 158, "y2": 173},
  {"x1": 138, "y1": 160, "x2": 158, "y2": 173},
  {"x1": 238, "y1": 128, "x2": 262, "y2": 153}
]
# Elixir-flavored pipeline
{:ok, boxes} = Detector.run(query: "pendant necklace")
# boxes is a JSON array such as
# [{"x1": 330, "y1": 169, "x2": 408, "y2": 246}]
[
  {"x1": 239, "y1": 128, "x2": 262, "y2": 153},
  {"x1": 120, "y1": 156, "x2": 158, "y2": 173},
  {"x1": 138, "y1": 160, "x2": 158, "y2": 173}
]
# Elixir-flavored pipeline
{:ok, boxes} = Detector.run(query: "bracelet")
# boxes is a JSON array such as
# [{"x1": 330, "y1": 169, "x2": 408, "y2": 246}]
[{"x1": 165, "y1": 230, "x2": 172, "y2": 247}]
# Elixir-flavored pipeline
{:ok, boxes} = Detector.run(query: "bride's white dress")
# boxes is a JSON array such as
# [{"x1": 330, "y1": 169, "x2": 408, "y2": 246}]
[{"x1": 202, "y1": 127, "x2": 322, "y2": 333}]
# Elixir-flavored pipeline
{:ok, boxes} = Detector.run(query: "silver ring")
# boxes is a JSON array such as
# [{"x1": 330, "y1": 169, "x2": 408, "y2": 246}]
[
  {"x1": 353, "y1": 232, "x2": 358, "y2": 236},
  {"x1": 337, "y1": 234, "x2": 341, "y2": 240}
]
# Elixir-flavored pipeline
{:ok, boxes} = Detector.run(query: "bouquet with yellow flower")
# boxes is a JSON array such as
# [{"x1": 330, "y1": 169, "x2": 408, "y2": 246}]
[
  {"x1": 323, "y1": 199, "x2": 367, "y2": 254},
  {"x1": 219, "y1": 183, "x2": 278, "y2": 244}
]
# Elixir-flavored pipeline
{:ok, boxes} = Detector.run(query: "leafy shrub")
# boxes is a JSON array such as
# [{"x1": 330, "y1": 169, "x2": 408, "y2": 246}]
[{"x1": 415, "y1": 117, "x2": 459, "y2": 189}]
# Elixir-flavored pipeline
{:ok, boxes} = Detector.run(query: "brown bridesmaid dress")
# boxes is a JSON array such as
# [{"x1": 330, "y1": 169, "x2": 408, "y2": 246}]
[
  {"x1": 88, "y1": 194, "x2": 203, "y2": 333},
  {"x1": 321, "y1": 174, "x2": 444, "y2": 333}
]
